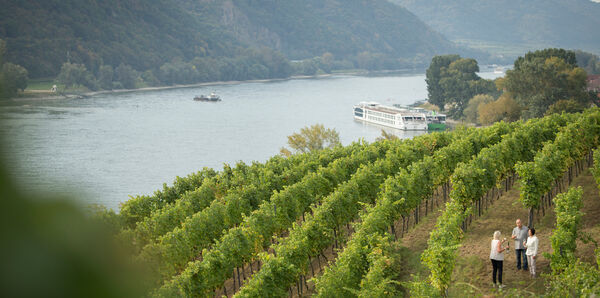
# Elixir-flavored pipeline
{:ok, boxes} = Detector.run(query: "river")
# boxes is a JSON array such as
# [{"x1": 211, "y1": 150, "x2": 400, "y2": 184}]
[{"x1": 0, "y1": 69, "x2": 503, "y2": 210}]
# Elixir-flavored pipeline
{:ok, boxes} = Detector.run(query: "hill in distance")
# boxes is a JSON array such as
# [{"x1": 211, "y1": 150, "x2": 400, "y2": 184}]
[
  {"x1": 0, "y1": 0, "x2": 474, "y2": 79},
  {"x1": 390, "y1": 0, "x2": 600, "y2": 59},
  {"x1": 0, "y1": 0, "x2": 241, "y2": 78}
]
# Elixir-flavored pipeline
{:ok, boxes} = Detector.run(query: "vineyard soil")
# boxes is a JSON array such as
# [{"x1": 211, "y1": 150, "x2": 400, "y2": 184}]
[
  {"x1": 449, "y1": 168, "x2": 600, "y2": 296},
  {"x1": 296, "y1": 187, "x2": 450, "y2": 297}
]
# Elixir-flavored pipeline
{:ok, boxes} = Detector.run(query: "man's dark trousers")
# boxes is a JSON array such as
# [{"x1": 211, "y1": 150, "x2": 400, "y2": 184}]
[{"x1": 515, "y1": 248, "x2": 528, "y2": 270}]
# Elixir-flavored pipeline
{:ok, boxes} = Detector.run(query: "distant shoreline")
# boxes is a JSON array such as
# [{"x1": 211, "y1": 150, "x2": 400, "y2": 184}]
[
  {"x1": 10, "y1": 65, "x2": 503, "y2": 104},
  {"x1": 12, "y1": 73, "x2": 346, "y2": 101},
  {"x1": 12, "y1": 68, "x2": 429, "y2": 101}
]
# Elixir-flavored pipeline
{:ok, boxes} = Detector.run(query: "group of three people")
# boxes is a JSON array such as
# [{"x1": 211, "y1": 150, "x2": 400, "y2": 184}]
[{"x1": 489, "y1": 219, "x2": 539, "y2": 288}]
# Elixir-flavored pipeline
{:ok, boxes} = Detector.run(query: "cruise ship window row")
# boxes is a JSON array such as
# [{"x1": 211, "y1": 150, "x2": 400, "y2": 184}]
[
  {"x1": 366, "y1": 110, "x2": 396, "y2": 119},
  {"x1": 367, "y1": 115, "x2": 395, "y2": 125},
  {"x1": 402, "y1": 117, "x2": 425, "y2": 121}
]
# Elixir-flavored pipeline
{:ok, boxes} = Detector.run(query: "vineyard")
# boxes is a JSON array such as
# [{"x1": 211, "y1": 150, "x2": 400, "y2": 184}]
[{"x1": 104, "y1": 109, "x2": 600, "y2": 297}]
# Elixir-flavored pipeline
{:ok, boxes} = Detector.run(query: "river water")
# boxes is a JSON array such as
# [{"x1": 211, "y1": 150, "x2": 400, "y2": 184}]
[{"x1": 0, "y1": 69, "x2": 502, "y2": 210}]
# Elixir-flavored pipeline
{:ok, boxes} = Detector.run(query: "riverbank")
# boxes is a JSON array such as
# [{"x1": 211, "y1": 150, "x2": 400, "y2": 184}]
[
  {"x1": 12, "y1": 75, "x2": 338, "y2": 101},
  {"x1": 11, "y1": 68, "x2": 428, "y2": 102},
  {"x1": 13, "y1": 76, "x2": 326, "y2": 101}
]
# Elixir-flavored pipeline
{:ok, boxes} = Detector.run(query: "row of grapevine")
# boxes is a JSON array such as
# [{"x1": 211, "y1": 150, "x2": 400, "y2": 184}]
[
  {"x1": 150, "y1": 137, "x2": 395, "y2": 295},
  {"x1": 517, "y1": 108, "x2": 600, "y2": 227},
  {"x1": 121, "y1": 143, "x2": 359, "y2": 251},
  {"x1": 232, "y1": 132, "x2": 457, "y2": 297},
  {"x1": 136, "y1": 141, "x2": 378, "y2": 285},
  {"x1": 545, "y1": 187, "x2": 600, "y2": 296},
  {"x1": 416, "y1": 112, "x2": 577, "y2": 296},
  {"x1": 121, "y1": 161, "x2": 265, "y2": 237},
  {"x1": 548, "y1": 187, "x2": 584, "y2": 269},
  {"x1": 312, "y1": 121, "x2": 518, "y2": 297},
  {"x1": 156, "y1": 132, "x2": 454, "y2": 297},
  {"x1": 544, "y1": 149, "x2": 600, "y2": 296},
  {"x1": 120, "y1": 167, "x2": 217, "y2": 228},
  {"x1": 592, "y1": 149, "x2": 600, "y2": 186},
  {"x1": 352, "y1": 236, "x2": 403, "y2": 298}
]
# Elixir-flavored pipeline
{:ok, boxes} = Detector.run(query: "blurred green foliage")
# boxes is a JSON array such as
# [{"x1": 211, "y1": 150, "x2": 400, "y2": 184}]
[{"x1": 0, "y1": 163, "x2": 148, "y2": 297}]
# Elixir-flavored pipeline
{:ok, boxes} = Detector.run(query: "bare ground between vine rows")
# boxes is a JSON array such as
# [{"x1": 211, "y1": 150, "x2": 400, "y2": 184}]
[{"x1": 450, "y1": 168, "x2": 600, "y2": 297}]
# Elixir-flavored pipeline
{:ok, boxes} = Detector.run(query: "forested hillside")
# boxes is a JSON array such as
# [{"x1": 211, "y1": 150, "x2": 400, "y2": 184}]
[
  {"x1": 225, "y1": 0, "x2": 454, "y2": 63},
  {"x1": 0, "y1": 0, "x2": 463, "y2": 79},
  {"x1": 390, "y1": 0, "x2": 600, "y2": 54},
  {"x1": 0, "y1": 0, "x2": 241, "y2": 78}
]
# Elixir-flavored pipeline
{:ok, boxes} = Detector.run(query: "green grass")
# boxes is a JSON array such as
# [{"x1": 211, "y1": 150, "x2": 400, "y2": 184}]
[{"x1": 26, "y1": 78, "x2": 57, "y2": 91}]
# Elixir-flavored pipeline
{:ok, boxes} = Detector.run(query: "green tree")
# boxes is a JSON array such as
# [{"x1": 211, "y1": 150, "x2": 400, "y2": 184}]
[
  {"x1": 514, "y1": 48, "x2": 577, "y2": 70},
  {"x1": 545, "y1": 99, "x2": 585, "y2": 115},
  {"x1": 426, "y1": 54, "x2": 460, "y2": 110},
  {"x1": 115, "y1": 63, "x2": 137, "y2": 89},
  {"x1": 0, "y1": 39, "x2": 29, "y2": 99},
  {"x1": 280, "y1": 124, "x2": 341, "y2": 156},
  {"x1": 439, "y1": 58, "x2": 476, "y2": 118},
  {"x1": 97, "y1": 65, "x2": 114, "y2": 90},
  {"x1": 1, "y1": 63, "x2": 28, "y2": 92},
  {"x1": 428, "y1": 55, "x2": 496, "y2": 118},
  {"x1": 320, "y1": 52, "x2": 334, "y2": 73},
  {"x1": 250, "y1": 64, "x2": 269, "y2": 79},
  {"x1": 0, "y1": 39, "x2": 5, "y2": 66},
  {"x1": 141, "y1": 70, "x2": 160, "y2": 87},
  {"x1": 464, "y1": 94, "x2": 494, "y2": 124},
  {"x1": 478, "y1": 94, "x2": 521, "y2": 125},
  {"x1": 503, "y1": 48, "x2": 591, "y2": 119},
  {"x1": 191, "y1": 57, "x2": 220, "y2": 82},
  {"x1": 57, "y1": 62, "x2": 96, "y2": 90},
  {"x1": 575, "y1": 50, "x2": 600, "y2": 75},
  {"x1": 293, "y1": 59, "x2": 318, "y2": 76}
]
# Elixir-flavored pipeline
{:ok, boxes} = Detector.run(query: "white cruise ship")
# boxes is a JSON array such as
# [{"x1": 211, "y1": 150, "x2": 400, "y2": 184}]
[
  {"x1": 393, "y1": 105, "x2": 447, "y2": 130},
  {"x1": 353, "y1": 102, "x2": 428, "y2": 130}
]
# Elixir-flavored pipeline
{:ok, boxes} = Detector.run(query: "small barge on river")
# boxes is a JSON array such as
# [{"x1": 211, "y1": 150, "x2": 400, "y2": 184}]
[{"x1": 194, "y1": 92, "x2": 221, "y2": 102}]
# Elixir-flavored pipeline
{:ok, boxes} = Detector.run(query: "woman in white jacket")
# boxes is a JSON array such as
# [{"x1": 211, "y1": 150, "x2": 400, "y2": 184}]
[{"x1": 523, "y1": 228, "x2": 539, "y2": 277}]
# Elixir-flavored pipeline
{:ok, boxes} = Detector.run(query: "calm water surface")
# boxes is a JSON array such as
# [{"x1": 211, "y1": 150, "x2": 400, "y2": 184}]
[{"x1": 0, "y1": 70, "x2": 502, "y2": 210}]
